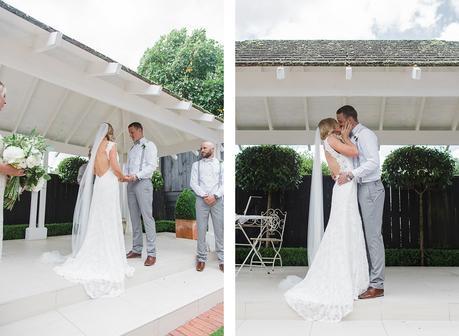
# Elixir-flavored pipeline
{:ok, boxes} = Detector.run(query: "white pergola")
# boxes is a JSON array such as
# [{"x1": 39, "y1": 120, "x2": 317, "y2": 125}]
[
  {"x1": 0, "y1": 2, "x2": 223, "y2": 239},
  {"x1": 236, "y1": 40, "x2": 459, "y2": 146}
]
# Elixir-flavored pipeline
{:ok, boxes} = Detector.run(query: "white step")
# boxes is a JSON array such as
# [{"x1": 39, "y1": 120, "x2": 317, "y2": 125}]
[{"x1": 0, "y1": 234, "x2": 223, "y2": 335}]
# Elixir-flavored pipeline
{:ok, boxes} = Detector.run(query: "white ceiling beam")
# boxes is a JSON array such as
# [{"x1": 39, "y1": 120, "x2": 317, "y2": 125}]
[
  {"x1": 126, "y1": 83, "x2": 162, "y2": 96},
  {"x1": 14, "y1": 78, "x2": 39, "y2": 133},
  {"x1": 0, "y1": 129, "x2": 88, "y2": 156},
  {"x1": 379, "y1": 97, "x2": 386, "y2": 131},
  {"x1": 87, "y1": 62, "x2": 122, "y2": 77},
  {"x1": 236, "y1": 70, "x2": 459, "y2": 97},
  {"x1": 177, "y1": 109, "x2": 215, "y2": 122},
  {"x1": 158, "y1": 139, "x2": 204, "y2": 157},
  {"x1": 264, "y1": 97, "x2": 273, "y2": 131},
  {"x1": 415, "y1": 97, "x2": 426, "y2": 131},
  {"x1": 303, "y1": 97, "x2": 310, "y2": 131},
  {"x1": 34, "y1": 31, "x2": 63, "y2": 53},
  {"x1": 65, "y1": 100, "x2": 97, "y2": 143},
  {"x1": 43, "y1": 90, "x2": 69, "y2": 136},
  {"x1": 0, "y1": 40, "x2": 221, "y2": 142},
  {"x1": 452, "y1": 99, "x2": 459, "y2": 131},
  {"x1": 237, "y1": 130, "x2": 459, "y2": 146}
]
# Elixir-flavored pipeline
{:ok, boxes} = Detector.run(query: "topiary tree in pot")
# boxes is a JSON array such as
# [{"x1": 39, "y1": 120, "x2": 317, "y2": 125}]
[
  {"x1": 175, "y1": 188, "x2": 197, "y2": 240},
  {"x1": 382, "y1": 146, "x2": 455, "y2": 265},
  {"x1": 236, "y1": 145, "x2": 303, "y2": 210}
]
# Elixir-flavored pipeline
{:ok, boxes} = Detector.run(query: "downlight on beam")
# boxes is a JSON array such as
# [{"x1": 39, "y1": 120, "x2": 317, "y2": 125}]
[
  {"x1": 345, "y1": 66, "x2": 352, "y2": 80},
  {"x1": 276, "y1": 66, "x2": 285, "y2": 80}
]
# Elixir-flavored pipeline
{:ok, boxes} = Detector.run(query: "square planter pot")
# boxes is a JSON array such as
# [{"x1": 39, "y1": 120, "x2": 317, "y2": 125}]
[{"x1": 175, "y1": 219, "x2": 198, "y2": 240}]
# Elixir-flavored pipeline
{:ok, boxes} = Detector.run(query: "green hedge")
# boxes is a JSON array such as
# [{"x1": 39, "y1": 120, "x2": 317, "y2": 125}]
[
  {"x1": 175, "y1": 188, "x2": 196, "y2": 220},
  {"x1": 211, "y1": 327, "x2": 223, "y2": 336},
  {"x1": 236, "y1": 247, "x2": 459, "y2": 267},
  {"x1": 4, "y1": 220, "x2": 176, "y2": 240}
]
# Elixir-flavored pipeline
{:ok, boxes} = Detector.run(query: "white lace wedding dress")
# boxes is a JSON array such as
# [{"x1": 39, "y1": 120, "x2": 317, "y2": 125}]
[
  {"x1": 54, "y1": 141, "x2": 134, "y2": 298},
  {"x1": 284, "y1": 136, "x2": 369, "y2": 322}
]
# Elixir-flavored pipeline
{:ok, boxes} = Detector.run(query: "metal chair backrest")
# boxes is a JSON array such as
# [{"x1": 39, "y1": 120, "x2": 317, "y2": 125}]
[{"x1": 243, "y1": 196, "x2": 263, "y2": 215}]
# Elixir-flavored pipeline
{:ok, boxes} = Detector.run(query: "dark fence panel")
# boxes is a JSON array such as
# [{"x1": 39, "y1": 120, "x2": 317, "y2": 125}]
[
  {"x1": 4, "y1": 174, "x2": 169, "y2": 225},
  {"x1": 236, "y1": 176, "x2": 459, "y2": 249}
]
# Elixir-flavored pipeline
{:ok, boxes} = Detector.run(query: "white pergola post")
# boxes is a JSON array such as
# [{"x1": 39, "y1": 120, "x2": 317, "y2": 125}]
[{"x1": 26, "y1": 152, "x2": 48, "y2": 240}]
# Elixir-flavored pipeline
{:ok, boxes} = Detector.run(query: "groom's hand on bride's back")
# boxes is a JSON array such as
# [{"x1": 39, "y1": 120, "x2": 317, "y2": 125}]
[{"x1": 337, "y1": 172, "x2": 350, "y2": 185}]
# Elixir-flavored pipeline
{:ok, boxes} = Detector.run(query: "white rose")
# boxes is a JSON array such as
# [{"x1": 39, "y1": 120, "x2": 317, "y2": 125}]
[
  {"x1": 18, "y1": 159, "x2": 27, "y2": 169},
  {"x1": 3, "y1": 146, "x2": 25, "y2": 164},
  {"x1": 26, "y1": 155, "x2": 41, "y2": 168}
]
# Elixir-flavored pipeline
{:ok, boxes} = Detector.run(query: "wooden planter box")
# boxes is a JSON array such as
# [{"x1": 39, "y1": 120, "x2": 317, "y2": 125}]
[{"x1": 175, "y1": 219, "x2": 198, "y2": 240}]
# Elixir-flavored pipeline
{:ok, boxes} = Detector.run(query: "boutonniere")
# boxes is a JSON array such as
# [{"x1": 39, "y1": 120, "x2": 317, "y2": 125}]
[{"x1": 141, "y1": 144, "x2": 146, "y2": 150}]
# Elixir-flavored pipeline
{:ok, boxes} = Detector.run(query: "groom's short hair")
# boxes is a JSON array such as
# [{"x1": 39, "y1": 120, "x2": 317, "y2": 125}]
[
  {"x1": 128, "y1": 122, "x2": 143, "y2": 130},
  {"x1": 336, "y1": 105, "x2": 358, "y2": 122}
]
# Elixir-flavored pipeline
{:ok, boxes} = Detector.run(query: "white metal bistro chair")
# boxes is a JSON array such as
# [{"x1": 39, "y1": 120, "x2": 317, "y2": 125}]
[{"x1": 249, "y1": 208, "x2": 287, "y2": 273}]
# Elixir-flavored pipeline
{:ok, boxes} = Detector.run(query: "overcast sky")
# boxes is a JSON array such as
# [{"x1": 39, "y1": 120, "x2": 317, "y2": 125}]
[
  {"x1": 237, "y1": 0, "x2": 459, "y2": 41},
  {"x1": 7, "y1": 0, "x2": 224, "y2": 70}
]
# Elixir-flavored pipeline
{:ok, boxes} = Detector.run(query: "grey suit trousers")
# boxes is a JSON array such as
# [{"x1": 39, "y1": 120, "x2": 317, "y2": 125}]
[
  {"x1": 127, "y1": 179, "x2": 157, "y2": 256},
  {"x1": 358, "y1": 180, "x2": 385, "y2": 289},
  {"x1": 196, "y1": 197, "x2": 224, "y2": 264}
]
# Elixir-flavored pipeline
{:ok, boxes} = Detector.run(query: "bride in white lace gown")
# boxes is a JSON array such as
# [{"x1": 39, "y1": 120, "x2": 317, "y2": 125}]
[
  {"x1": 284, "y1": 118, "x2": 369, "y2": 322},
  {"x1": 54, "y1": 123, "x2": 134, "y2": 298}
]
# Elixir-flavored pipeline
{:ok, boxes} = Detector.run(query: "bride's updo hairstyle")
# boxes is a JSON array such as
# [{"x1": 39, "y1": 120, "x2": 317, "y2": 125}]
[
  {"x1": 105, "y1": 123, "x2": 115, "y2": 141},
  {"x1": 318, "y1": 118, "x2": 339, "y2": 141}
]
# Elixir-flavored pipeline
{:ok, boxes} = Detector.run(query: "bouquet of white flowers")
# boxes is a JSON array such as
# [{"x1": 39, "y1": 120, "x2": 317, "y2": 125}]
[{"x1": 0, "y1": 130, "x2": 51, "y2": 210}]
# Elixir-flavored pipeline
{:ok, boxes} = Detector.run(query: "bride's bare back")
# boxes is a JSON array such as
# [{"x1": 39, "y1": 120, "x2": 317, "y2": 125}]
[{"x1": 93, "y1": 140, "x2": 123, "y2": 178}]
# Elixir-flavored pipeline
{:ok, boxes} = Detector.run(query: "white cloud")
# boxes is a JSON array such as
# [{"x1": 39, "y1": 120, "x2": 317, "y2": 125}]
[
  {"x1": 6, "y1": 0, "x2": 223, "y2": 69},
  {"x1": 439, "y1": 22, "x2": 459, "y2": 40},
  {"x1": 236, "y1": 0, "x2": 443, "y2": 40}
]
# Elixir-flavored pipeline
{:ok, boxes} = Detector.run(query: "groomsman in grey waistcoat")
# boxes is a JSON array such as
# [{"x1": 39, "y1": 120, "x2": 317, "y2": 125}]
[
  {"x1": 336, "y1": 105, "x2": 385, "y2": 299},
  {"x1": 190, "y1": 141, "x2": 224, "y2": 272},
  {"x1": 124, "y1": 122, "x2": 158, "y2": 267}
]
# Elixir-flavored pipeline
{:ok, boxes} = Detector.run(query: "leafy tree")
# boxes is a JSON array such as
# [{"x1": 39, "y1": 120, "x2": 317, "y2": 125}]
[
  {"x1": 299, "y1": 152, "x2": 330, "y2": 176},
  {"x1": 57, "y1": 157, "x2": 88, "y2": 184},
  {"x1": 236, "y1": 145, "x2": 303, "y2": 209},
  {"x1": 138, "y1": 28, "x2": 223, "y2": 118},
  {"x1": 382, "y1": 146, "x2": 455, "y2": 265},
  {"x1": 151, "y1": 170, "x2": 164, "y2": 191}
]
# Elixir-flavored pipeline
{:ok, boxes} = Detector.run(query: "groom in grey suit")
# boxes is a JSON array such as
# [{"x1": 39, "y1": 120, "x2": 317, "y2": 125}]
[
  {"x1": 124, "y1": 122, "x2": 158, "y2": 267},
  {"x1": 336, "y1": 105, "x2": 385, "y2": 299}
]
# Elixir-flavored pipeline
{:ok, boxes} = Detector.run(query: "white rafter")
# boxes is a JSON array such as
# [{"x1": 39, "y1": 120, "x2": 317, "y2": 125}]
[
  {"x1": 65, "y1": 100, "x2": 97, "y2": 143},
  {"x1": 379, "y1": 97, "x2": 386, "y2": 131},
  {"x1": 87, "y1": 62, "x2": 122, "y2": 77},
  {"x1": 34, "y1": 31, "x2": 63, "y2": 53},
  {"x1": 14, "y1": 78, "x2": 39, "y2": 133},
  {"x1": 264, "y1": 97, "x2": 273, "y2": 131},
  {"x1": 126, "y1": 83, "x2": 162, "y2": 96},
  {"x1": 43, "y1": 90, "x2": 69, "y2": 136},
  {"x1": 452, "y1": 98, "x2": 459, "y2": 131},
  {"x1": 303, "y1": 97, "x2": 310, "y2": 131},
  {"x1": 415, "y1": 97, "x2": 426, "y2": 131}
]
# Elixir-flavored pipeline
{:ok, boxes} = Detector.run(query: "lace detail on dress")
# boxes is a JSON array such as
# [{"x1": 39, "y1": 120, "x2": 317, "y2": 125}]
[
  {"x1": 53, "y1": 140, "x2": 134, "y2": 299},
  {"x1": 323, "y1": 136, "x2": 354, "y2": 172},
  {"x1": 284, "y1": 140, "x2": 369, "y2": 321}
]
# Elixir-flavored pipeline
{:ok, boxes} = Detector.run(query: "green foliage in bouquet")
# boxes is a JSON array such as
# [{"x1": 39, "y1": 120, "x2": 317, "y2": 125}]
[
  {"x1": 57, "y1": 157, "x2": 88, "y2": 184},
  {"x1": 175, "y1": 188, "x2": 196, "y2": 220},
  {"x1": 382, "y1": 146, "x2": 455, "y2": 265},
  {"x1": 1, "y1": 130, "x2": 51, "y2": 210},
  {"x1": 151, "y1": 170, "x2": 164, "y2": 191},
  {"x1": 236, "y1": 145, "x2": 303, "y2": 209}
]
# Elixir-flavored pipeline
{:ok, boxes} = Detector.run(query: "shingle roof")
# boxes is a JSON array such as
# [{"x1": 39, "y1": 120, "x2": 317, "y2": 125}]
[{"x1": 236, "y1": 40, "x2": 459, "y2": 67}]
